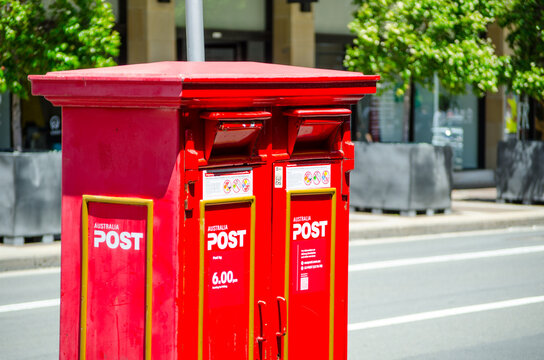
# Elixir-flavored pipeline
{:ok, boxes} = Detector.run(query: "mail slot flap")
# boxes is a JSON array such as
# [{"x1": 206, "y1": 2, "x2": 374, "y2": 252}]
[
  {"x1": 285, "y1": 108, "x2": 351, "y2": 155},
  {"x1": 202, "y1": 111, "x2": 271, "y2": 160}
]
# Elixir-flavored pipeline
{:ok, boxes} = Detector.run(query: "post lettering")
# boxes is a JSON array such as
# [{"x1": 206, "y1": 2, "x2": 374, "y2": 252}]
[
  {"x1": 94, "y1": 230, "x2": 106, "y2": 247},
  {"x1": 292, "y1": 221, "x2": 328, "y2": 240},
  {"x1": 93, "y1": 229, "x2": 144, "y2": 250},
  {"x1": 208, "y1": 230, "x2": 246, "y2": 251}
]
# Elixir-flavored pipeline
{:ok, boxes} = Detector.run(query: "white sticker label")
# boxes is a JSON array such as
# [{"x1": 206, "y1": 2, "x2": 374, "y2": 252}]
[
  {"x1": 274, "y1": 166, "x2": 283, "y2": 188},
  {"x1": 203, "y1": 168, "x2": 253, "y2": 200},
  {"x1": 286, "y1": 165, "x2": 332, "y2": 190}
]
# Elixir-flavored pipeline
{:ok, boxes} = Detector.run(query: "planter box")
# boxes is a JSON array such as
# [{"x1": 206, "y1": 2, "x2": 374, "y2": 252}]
[
  {"x1": 496, "y1": 140, "x2": 544, "y2": 203},
  {"x1": 0, "y1": 152, "x2": 61, "y2": 244},
  {"x1": 351, "y1": 142, "x2": 452, "y2": 214}
]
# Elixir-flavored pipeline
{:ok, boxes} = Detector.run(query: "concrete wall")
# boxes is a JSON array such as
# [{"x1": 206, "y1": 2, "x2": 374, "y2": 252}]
[
  {"x1": 273, "y1": 0, "x2": 315, "y2": 68},
  {"x1": 0, "y1": 152, "x2": 61, "y2": 238},
  {"x1": 351, "y1": 143, "x2": 452, "y2": 212},
  {"x1": 485, "y1": 88, "x2": 505, "y2": 169},
  {"x1": 128, "y1": 0, "x2": 176, "y2": 64},
  {"x1": 485, "y1": 23, "x2": 512, "y2": 169},
  {"x1": 497, "y1": 140, "x2": 544, "y2": 203}
]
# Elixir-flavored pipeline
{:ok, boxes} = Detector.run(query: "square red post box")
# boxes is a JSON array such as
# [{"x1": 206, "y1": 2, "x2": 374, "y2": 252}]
[{"x1": 30, "y1": 62, "x2": 378, "y2": 360}]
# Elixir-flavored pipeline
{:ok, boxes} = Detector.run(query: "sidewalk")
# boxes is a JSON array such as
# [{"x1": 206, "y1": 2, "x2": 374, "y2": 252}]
[
  {"x1": 350, "y1": 188, "x2": 544, "y2": 239},
  {"x1": 0, "y1": 242, "x2": 60, "y2": 271},
  {"x1": 2, "y1": 188, "x2": 544, "y2": 271}
]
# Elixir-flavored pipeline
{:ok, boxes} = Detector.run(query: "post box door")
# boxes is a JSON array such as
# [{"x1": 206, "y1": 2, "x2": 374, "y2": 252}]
[
  {"x1": 272, "y1": 162, "x2": 340, "y2": 360},
  {"x1": 81, "y1": 195, "x2": 154, "y2": 360},
  {"x1": 198, "y1": 168, "x2": 257, "y2": 360}
]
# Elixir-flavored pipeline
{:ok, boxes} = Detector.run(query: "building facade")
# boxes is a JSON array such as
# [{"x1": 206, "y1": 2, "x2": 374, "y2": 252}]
[{"x1": 2, "y1": 0, "x2": 542, "y2": 176}]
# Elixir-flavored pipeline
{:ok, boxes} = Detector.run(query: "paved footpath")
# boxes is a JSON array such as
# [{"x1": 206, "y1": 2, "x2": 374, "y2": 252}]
[
  {"x1": 0, "y1": 242, "x2": 60, "y2": 271},
  {"x1": 350, "y1": 188, "x2": 544, "y2": 239},
  {"x1": 2, "y1": 188, "x2": 544, "y2": 271}
]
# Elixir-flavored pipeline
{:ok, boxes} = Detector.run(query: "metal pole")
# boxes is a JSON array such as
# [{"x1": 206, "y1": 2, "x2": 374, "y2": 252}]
[{"x1": 186, "y1": 0, "x2": 205, "y2": 61}]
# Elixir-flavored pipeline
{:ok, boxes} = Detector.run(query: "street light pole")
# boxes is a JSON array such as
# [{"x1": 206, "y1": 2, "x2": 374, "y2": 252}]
[{"x1": 186, "y1": 0, "x2": 205, "y2": 61}]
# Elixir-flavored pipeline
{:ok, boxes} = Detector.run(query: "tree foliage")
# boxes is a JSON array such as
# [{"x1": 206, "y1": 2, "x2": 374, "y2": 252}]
[
  {"x1": 498, "y1": 0, "x2": 544, "y2": 102},
  {"x1": 344, "y1": 0, "x2": 504, "y2": 97},
  {"x1": 0, "y1": 0, "x2": 119, "y2": 98}
]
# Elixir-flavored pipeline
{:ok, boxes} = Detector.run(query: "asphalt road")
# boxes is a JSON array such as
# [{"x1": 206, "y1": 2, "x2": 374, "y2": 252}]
[
  {"x1": 0, "y1": 268, "x2": 60, "y2": 360},
  {"x1": 1, "y1": 227, "x2": 544, "y2": 359},
  {"x1": 348, "y1": 227, "x2": 544, "y2": 359}
]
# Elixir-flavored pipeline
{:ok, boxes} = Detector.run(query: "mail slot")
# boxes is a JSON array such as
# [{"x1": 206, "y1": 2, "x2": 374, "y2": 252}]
[
  {"x1": 285, "y1": 108, "x2": 351, "y2": 155},
  {"x1": 30, "y1": 61, "x2": 378, "y2": 360},
  {"x1": 202, "y1": 111, "x2": 269, "y2": 160}
]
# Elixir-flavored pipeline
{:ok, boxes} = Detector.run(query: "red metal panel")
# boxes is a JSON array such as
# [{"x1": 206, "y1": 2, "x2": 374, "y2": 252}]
[
  {"x1": 29, "y1": 62, "x2": 378, "y2": 109},
  {"x1": 175, "y1": 163, "x2": 276, "y2": 360},
  {"x1": 59, "y1": 107, "x2": 180, "y2": 360},
  {"x1": 59, "y1": 195, "x2": 82, "y2": 360},
  {"x1": 30, "y1": 61, "x2": 379, "y2": 85},
  {"x1": 271, "y1": 161, "x2": 347, "y2": 360},
  {"x1": 29, "y1": 61, "x2": 373, "y2": 360},
  {"x1": 202, "y1": 201, "x2": 254, "y2": 360},
  {"x1": 288, "y1": 193, "x2": 334, "y2": 359}
]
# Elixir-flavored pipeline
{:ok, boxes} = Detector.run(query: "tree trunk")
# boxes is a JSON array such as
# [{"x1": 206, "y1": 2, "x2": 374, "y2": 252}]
[
  {"x1": 11, "y1": 94, "x2": 22, "y2": 151},
  {"x1": 402, "y1": 82, "x2": 412, "y2": 142}
]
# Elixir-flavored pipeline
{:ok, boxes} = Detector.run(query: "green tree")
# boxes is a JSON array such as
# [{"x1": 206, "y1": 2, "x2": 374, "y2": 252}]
[
  {"x1": 0, "y1": 0, "x2": 119, "y2": 150},
  {"x1": 498, "y1": 0, "x2": 544, "y2": 103},
  {"x1": 344, "y1": 0, "x2": 503, "y2": 98}
]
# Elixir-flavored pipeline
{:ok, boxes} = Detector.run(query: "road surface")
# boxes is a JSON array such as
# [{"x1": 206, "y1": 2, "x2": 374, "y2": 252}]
[
  {"x1": 348, "y1": 227, "x2": 544, "y2": 359},
  {"x1": 1, "y1": 227, "x2": 544, "y2": 359}
]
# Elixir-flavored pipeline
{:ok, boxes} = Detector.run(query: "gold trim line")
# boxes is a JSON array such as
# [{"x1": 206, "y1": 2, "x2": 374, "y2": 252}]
[
  {"x1": 284, "y1": 188, "x2": 336, "y2": 360},
  {"x1": 198, "y1": 196, "x2": 256, "y2": 360},
  {"x1": 80, "y1": 195, "x2": 153, "y2": 360}
]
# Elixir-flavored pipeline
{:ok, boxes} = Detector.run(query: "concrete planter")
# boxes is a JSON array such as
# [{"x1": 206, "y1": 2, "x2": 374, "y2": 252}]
[
  {"x1": 0, "y1": 152, "x2": 61, "y2": 244},
  {"x1": 496, "y1": 140, "x2": 544, "y2": 203},
  {"x1": 351, "y1": 142, "x2": 453, "y2": 215}
]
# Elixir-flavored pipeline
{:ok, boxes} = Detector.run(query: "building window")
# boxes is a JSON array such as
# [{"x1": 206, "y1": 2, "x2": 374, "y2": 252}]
[
  {"x1": 20, "y1": 96, "x2": 61, "y2": 151},
  {"x1": 354, "y1": 82, "x2": 481, "y2": 170},
  {"x1": 414, "y1": 84, "x2": 479, "y2": 169},
  {"x1": 175, "y1": 0, "x2": 266, "y2": 31},
  {"x1": 314, "y1": 0, "x2": 356, "y2": 36},
  {"x1": 504, "y1": 93, "x2": 544, "y2": 142}
]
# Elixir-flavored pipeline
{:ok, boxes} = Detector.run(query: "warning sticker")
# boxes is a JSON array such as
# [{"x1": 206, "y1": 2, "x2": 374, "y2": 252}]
[
  {"x1": 203, "y1": 168, "x2": 253, "y2": 200},
  {"x1": 274, "y1": 166, "x2": 283, "y2": 188},
  {"x1": 286, "y1": 165, "x2": 331, "y2": 190}
]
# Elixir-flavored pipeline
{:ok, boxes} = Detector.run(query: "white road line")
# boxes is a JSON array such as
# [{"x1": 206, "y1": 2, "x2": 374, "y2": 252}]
[
  {"x1": 0, "y1": 267, "x2": 60, "y2": 279},
  {"x1": 349, "y1": 226, "x2": 544, "y2": 247},
  {"x1": 0, "y1": 298, "x2": 60, "y2": 314},
  {"x1": 348, "y1": 295, "x2": 544, "y2": 332},
  {"x1": 349, "y1": 245, "x2": 544, "y2": 272}
]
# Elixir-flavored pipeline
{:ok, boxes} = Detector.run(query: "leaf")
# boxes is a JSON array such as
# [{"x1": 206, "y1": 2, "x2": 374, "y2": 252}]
[
  {"x1": 345, "y1": 0, "x2": 503, "y2": 96},
  {"x1": 0, "y1": 0, "x2": 119, "y2": 98}
]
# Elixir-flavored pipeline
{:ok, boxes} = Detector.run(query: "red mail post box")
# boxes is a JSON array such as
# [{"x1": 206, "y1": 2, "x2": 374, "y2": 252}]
[{"x1": 30, "y1": 62, "x2": 378, "y2": 360}]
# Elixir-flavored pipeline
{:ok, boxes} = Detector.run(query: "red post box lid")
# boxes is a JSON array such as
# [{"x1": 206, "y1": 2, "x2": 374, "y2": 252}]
[{"x1": 29, "y1": 62, "x2": 379, "y2": 108}]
